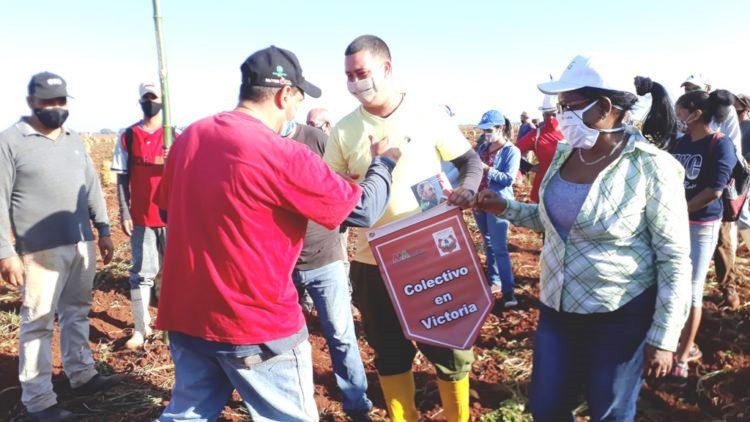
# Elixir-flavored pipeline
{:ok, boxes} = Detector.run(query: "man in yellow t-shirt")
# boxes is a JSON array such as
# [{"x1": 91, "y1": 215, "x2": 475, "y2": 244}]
[{"x1": 324, "y1": 35, "x2": 482, "y2": 422}]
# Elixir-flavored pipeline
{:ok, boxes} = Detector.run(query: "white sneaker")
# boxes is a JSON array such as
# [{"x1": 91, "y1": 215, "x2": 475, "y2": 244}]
[
  {"x1": 125, "y1": 331, "x2": 145, "y2": 350},
  {"x1": 504, "y1": 297, "x2": 518, "y2": 308}
]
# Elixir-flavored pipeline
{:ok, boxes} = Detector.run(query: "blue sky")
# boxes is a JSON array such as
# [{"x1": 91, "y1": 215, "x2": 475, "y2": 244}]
[{"x1": 1, "y1": 0, "x2": 748, "y2": 131}]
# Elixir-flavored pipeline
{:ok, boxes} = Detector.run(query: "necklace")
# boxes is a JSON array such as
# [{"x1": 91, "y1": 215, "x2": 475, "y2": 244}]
[{"x1": 577, "y1": 137, "x2": 625, "y2": 166}]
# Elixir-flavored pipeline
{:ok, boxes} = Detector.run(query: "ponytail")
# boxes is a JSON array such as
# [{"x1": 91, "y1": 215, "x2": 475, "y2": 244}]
[
  {"x1": 503, "y1": 116, "x2": 512, "y2": 139},
  {"x1": 676, "y1": 89, "x2": 735, "y2": 125},
  {"x1": 634, "y1": 76, "x2": 677, "y2": 149},
  {"x1": 706, "y1": 90, "x2": 734, "y2": 123}
]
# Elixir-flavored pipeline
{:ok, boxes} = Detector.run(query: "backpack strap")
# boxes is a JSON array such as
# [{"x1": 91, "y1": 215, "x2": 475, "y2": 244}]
[
  {"x1": 124, "y1": 125, "x2": 136, "y2": 170},
  {"x1": 534, "y1": 127, "x2": 541, "y2": 151},
  {"x1": 708, "y1": 132, "x2": 724, "y2": 157}
]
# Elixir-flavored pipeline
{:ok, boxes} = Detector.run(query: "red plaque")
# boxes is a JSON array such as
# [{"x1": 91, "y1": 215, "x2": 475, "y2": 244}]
[{"x1": 367, "y1": 204, "x2": 493, "y2": 350}]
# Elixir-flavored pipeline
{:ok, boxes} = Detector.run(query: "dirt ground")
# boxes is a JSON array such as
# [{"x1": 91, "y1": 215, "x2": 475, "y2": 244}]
[{"x1": 0, "y1": 135, "x2": 748, "y2": 421}]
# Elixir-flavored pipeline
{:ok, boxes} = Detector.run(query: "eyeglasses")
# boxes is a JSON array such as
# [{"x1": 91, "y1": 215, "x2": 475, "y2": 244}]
[{"x1": 556, "y1": 99, "x2": 591, "y2": 113}]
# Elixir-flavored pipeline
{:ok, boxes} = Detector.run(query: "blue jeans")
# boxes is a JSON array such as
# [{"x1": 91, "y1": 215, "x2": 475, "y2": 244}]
[
  {"x1": 529, "y1": 287, "x2": 656, "y2": 422},
  {"x1": 473, "y1": 210, "x2": 515, "y2": 296},
  {"x1": 292, "y1": 260, "x2": 371, "y2": 416},
  {"x1": 158, "y1": 334, "x2": 317, "y2": 421},
  {"x1": 129, "y1": 225, "x2": 166, "y2": 289},
  {"x1": 689, "y1": 221, "x2": 721, "y2": 307}
]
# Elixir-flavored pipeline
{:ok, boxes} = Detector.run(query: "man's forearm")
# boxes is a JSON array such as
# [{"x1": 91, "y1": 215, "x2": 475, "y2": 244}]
[
  {"x1": 117, "y1": 173, "x2": 132, "y2": 221},
  {"x1": 342, "y1": 157, "x2": 395, "y2": 228},
  {"x1": 451, "y1": 149, "x2": 482, "y2": 193}
]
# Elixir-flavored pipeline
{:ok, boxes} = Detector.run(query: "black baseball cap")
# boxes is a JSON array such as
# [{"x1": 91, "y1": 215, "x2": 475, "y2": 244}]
[
  {"x1": 240, "y1": 46, "x2": 321, "y2": 98},
  {"x1": 28, "y1": 71, "x2": 70, "y2": 99}
]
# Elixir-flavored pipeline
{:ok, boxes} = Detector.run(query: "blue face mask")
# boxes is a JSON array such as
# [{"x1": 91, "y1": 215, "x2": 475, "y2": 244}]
[{"x1": 281, "y1": 120, "x2": 297, "y2": 137}]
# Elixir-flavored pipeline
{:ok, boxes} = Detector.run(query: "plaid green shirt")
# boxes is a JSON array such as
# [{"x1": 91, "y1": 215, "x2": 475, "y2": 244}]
[{"x1": 502, "y1": 128, "x2": 691, "y2": 351}]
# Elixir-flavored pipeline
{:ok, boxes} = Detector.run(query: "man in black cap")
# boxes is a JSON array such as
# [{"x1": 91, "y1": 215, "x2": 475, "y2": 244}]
[
  {"x1": 154, "y1": 46, "x2": 399, "y2": 421},
  {"x1": 0, "y1": 72, "x2": 118, "y2": 421}
]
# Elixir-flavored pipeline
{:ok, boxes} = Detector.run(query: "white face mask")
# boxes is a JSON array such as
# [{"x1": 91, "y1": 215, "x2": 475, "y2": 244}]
[
  {"x1": 559, "y1": 100, "x2": 623, "y2": 149},
  {"x1": 347, "y1": 77, "x2": 378, "y2": 104}
]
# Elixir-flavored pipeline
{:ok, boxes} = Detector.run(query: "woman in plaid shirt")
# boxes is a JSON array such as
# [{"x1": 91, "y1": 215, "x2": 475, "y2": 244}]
[{"x1": 475, "y1": 56, "x2": 691, "y2": 422}]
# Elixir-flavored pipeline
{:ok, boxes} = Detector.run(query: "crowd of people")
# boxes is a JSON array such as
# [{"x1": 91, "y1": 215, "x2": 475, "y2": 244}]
[{"x1": 0, "y1": 34, "x2": 748, "y2": 422}]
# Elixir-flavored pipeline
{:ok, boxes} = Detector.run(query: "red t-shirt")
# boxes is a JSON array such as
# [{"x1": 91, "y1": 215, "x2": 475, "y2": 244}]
[
  {"x1": 121, "y1": 126, "x2": 166, "y2": 227},
  {"x1": 515, "y1": 117, "x2": 565, "y2": 203},
  {"x1": 155, "y1": 111, "x2": 362, "y2": 344}
]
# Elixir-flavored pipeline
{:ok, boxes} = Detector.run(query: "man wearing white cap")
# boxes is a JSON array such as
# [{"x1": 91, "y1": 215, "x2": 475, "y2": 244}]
[
  {"x1": 111, "y1": 82, "x2": 169, "y2": 350},
  {"x1": 474, "y1": 55, "x2": 690, "y2": 421},
  {"x1": 682, "y1": 73, "x2": 744, "y2": 307},
  {"x1": 515, "y1": 95, "x2": 564, "y2": 203}
]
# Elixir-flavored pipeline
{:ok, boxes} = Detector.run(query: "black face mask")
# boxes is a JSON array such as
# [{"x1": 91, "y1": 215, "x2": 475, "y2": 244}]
[
  {"x1": 33, "y1": 107, "x2": 69, "y2": 129},
  {"x1": 140, "y1": 100, "x2": 163, "y2": 118}
]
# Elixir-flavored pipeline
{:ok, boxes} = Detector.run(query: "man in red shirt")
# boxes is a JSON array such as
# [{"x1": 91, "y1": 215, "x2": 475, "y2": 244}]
[
  {"x1": 111, "y1": 82, "x2": 167, "y2": 350},
  {"x1": 515, "y1": 95, "x2": 565, "y2": 203},
  {"x1": 155, "y1": 46, "x2": 399, "y2": 422}
]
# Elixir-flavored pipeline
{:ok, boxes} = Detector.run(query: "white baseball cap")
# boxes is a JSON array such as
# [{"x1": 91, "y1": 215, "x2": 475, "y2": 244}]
[
  {"x1": 537, "y1": 55, "x2": 633, "y2": 95},
  {"x1": 681, "y1": 73, "x2": 709, "y2": 90},
  {"x1": 538, "y1": 94, "x2": 557, "y2": 111},
  {"x1": 139, "y1": 82, "x2": 161, "y2": 99}
]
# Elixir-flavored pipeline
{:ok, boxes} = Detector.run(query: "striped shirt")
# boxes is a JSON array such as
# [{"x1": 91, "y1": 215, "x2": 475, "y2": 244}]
[{"x1": 501, "y1": 127, "x2": 691, "y2": 351}]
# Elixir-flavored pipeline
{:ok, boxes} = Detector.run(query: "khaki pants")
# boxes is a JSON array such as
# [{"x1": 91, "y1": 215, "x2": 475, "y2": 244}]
[
  {"x1": 713, "y1": 222, "x2": 738, "y2": 290},
  {"x1": 19, "y1": 241, "x2": 98, "y2": 413}
]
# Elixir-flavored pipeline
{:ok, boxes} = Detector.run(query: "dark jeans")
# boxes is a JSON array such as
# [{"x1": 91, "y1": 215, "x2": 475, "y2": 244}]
[
  {"x1": 529, "y1": 287, "x2": 656, "y2": 422},
  {"x1": 350, "y1": 261, "x2": 474, "y2": 381}
]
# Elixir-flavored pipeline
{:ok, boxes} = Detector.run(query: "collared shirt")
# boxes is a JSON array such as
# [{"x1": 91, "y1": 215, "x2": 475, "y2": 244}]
[
  {"x1": 0, "y1": 118, "x2": 110, "y2": 259},
  {"x1": 501, "y1": 128, "x2": 691, "y2": 351},
  {"x1": 515, "y1": 117, "x2": 565, "y2": 203},
  {"x1": 476, "y1": 141, "x2": 520, "y2": 201},
  {"x1": 323, "y1": 95, "x2": 472, "y2": 265}
]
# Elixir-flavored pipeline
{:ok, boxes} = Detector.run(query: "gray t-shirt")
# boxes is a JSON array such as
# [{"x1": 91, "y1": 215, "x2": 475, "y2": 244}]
[{"x1": 0, "y1": 118, "x2": 110, "y2": 258}]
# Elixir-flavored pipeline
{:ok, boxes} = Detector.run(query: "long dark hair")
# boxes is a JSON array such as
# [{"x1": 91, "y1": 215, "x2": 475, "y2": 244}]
[
  {"x1": 634, "y1": 76, "x2": 677, "y2": 148},
  {"x1": 574, "y1": 77, "x2": 676, "y2": 149},
  {"x1": 676, "y1": 89, "x2": 735, "y2": 124},
  {"x1": 502, "y1": 116, "x2": 512, "y2": 139}
]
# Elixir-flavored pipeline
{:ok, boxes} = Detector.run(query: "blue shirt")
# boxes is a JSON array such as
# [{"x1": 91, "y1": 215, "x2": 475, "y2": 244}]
[
  {"x1": 476, "y1": 141, "x2": 520, "y2": 201},
  {"x1": 670, "y1": 133, "x2": 737, "y2": 222},
  {"x1": 517, "y1": 122, "x2": 536, "y2": 140}
]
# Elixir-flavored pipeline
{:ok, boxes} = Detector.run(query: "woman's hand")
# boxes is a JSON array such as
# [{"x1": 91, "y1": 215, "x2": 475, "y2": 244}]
[
  {"x1": 643, "y1": 344, "x2": 673, "y2": 379},
  {"x1": 475, "y1": 189, "x2": 507, "y2": 214}
]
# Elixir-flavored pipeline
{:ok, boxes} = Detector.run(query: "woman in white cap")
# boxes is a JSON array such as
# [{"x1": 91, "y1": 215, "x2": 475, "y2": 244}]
[
  {"x1": 515, "y1": 95, "x2": 565, "y2": 203},
  {"x1": 473, "y1": 56, "x2": 691, "y2": 421}
]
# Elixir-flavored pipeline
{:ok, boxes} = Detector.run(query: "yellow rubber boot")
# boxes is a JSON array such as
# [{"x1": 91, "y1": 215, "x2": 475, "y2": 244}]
[
  {"x1": 437, "y1": 376, "x2": 470, "y2": 422},
  {"x1": 378, "y1": 371, "x2": 420, "y2": 422}
]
